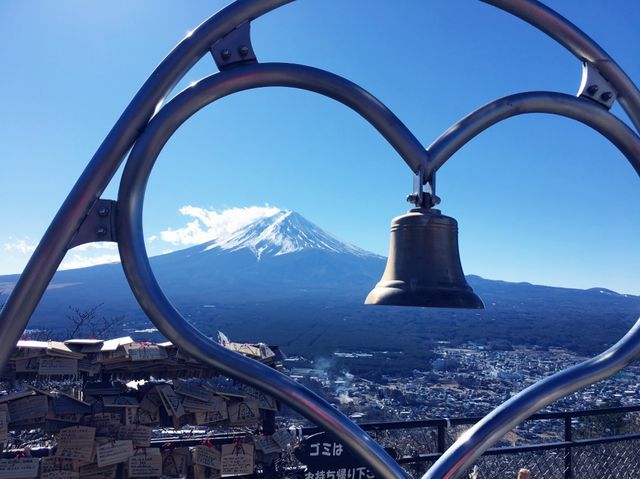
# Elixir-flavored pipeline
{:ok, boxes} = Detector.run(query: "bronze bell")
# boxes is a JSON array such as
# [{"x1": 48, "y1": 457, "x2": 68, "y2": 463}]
[{"x1": 365, "y1": 208, "x2": 484, "y2": 308}]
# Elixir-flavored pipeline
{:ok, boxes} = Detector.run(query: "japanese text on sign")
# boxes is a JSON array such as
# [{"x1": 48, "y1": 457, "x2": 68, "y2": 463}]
[
  {"x1": 309, "y1": 442, "x2": 343, "y2": 457},
  {"x1": 304, "y1": 467, "x2": 375, "y2": 479}
]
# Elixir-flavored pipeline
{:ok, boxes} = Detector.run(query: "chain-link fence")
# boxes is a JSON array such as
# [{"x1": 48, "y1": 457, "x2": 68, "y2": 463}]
[
  {"x1": 278, "y1": 438, "x2": 640, "y2": 479},
  {"x1": 571, "y1": 438, "x2": 640, "y2": 479},
  {"x1": 439, "y1": 439, "x2": 639, "y2": 479}
]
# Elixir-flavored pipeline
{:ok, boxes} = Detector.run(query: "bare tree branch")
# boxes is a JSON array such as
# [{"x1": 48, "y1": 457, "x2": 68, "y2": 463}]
[{"x1": 65, "y1": 303, "x2": 125, "y2": 339}]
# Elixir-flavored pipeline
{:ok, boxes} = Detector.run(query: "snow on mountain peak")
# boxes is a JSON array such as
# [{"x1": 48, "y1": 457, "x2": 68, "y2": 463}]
[{"x1": 201, "y1": 210, "x2": 376, "y2": 259}]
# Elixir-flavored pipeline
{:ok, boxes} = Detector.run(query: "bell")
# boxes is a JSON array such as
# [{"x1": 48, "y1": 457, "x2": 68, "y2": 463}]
[{"x1": 365, "y1": 208, "x2": 484, "y2": 308}]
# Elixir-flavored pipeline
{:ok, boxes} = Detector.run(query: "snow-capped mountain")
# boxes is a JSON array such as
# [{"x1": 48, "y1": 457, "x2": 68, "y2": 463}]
[
  {"x1": 4, "y1": 211, "x2": 388, "y2": 320},
  {"x1": 149, "y1": 210, "x2": 386, "y2": 295},
  {"x1": 200, "y1": 210, "x2": 377, "y2": 260}
]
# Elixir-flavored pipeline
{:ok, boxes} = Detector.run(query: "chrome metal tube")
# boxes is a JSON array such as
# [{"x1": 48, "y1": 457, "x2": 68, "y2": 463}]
[
  {"x1": 0, "y1": 0, "x2": 291, "y2": 372},
  {"x1": 427, "y1": 91, "x2": 640, "y2": 177},
  {"x1": 423, "y1": 92, "x2": 640, "y2": 478},
  {"x1": 116, "y1": 62, "x2": 430, "y2": 479},
  {"x1": 485, "y1": 0, "x2": 640, "y2": 133}
]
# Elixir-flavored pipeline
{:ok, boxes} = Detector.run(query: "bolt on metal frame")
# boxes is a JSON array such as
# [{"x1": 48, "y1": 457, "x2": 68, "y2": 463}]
[{"x1": 1, "y1": 1, "x2": 639, "y2": 479}]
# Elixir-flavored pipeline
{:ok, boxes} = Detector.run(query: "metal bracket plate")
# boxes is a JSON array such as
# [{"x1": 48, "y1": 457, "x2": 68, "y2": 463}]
[
  {"x1": 407, "y1": 171, "x2": 439, "y2": 208},
  {"x1": 210, "y1": 22, "x2": 257, "y2": 70},
  {"x1": 68, "y1": 199, "x2": 118, "y2": 249},
  {"x1": 578, "y1": 62, "x2": 617, "y2": 109}
]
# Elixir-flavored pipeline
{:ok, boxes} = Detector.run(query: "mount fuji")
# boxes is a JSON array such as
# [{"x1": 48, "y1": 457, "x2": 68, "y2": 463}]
[
  {"x1": 1, "y1": 209, "x2": 387, "y2": 324},
  {"x1": 199, "y1": 210, "x2": 375, "y2": 260},
  {"x1": 146, "y1": 210, "x2": 385, "y2": 298}
]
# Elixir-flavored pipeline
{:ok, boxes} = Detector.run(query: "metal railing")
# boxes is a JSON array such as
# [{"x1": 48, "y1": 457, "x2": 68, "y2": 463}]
[
  {"x1": 298, "y1": 405, "x2": 640, "y2": 479},
  {"x1": 6, "y1": 406, "x2": 639, "y2": 478}
]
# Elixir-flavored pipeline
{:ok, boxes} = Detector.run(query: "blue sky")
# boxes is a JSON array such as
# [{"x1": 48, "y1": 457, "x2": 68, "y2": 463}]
[{"x1": 1, "y1": 1, "x2": 639, "y2": 294}]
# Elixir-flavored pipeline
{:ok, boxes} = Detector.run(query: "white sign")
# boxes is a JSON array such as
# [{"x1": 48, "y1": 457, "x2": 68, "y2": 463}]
[
  {"x1": 77, "y1": 463, "x2": 117, "y2": 479},
  {"x1": 0, "y1": 458, "x2": 39, "y2": 478},
  {"x1": 157, "y1": 385, "x2": 185, "y2": 417},
  {"x1": 40, "y1": 472, "x2": 79, "y2": 479},
  {"x1": 8, "y1": 395, "x2": 48, "y2": 424},
  {"x1": 272, "y1": 430, "x2": 293, "y2": 448},
  {"x1": 117, "y1": 425, "x2": 152, "y2": 447},
  {"x1": 128, "y1": 448, "x2": 162, "y2": 477},
  {"x1": 192, "y1": 445, "x2": 221, "y2": 469},
  {"x1": 56, "y1": 425, "x2": 96, "y2": 462},
  {"x1": 175, "y1": 380, "x2": 213, "y2": 402},
  {"x1": 221, "y1": 443, "x2": 254, "y2": 477},
  {"x1": 255, "y1": 435, "x2": 283, "y2": 454},
  {"x1": 161, "y1": 448, "x2": 190, "y2": 477},
  {"x1": 38, "y1": 358, "x2": 78, "y2": 376},
  {"x1": 96, "y1": 440, "x2": 134, "y2": 467},
  {"x1": 227, "y1": 401, "x2": 259, "y2": 426}
]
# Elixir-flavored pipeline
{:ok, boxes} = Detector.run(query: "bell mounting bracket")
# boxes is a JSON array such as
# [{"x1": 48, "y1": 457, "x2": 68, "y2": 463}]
[{"x1": 407, "y1": 170, "x2": 439, "y2": 209}]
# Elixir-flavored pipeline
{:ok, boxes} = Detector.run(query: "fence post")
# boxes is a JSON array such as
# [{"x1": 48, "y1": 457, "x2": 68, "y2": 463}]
[
  {"x1": 564, "y1": 415, "x2": 573, "y2": 479},
  {"x1": 437, "y1": 423, "x2": 446, "y2": 454}
]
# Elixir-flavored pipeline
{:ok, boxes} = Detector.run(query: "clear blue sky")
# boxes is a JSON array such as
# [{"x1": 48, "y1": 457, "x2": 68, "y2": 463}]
[{"x1": 1, "y1": 1, "x2": 639, "y2": 294}]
